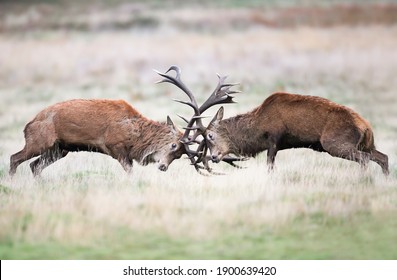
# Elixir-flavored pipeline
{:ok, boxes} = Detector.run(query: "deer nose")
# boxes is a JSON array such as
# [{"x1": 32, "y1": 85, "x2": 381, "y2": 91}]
[
  {"x1": 211, "y1": 154, "x2": 219, "y2": 163},
  {"x1": 158, "y1": 163, "x2": 168, "y2": 172}
]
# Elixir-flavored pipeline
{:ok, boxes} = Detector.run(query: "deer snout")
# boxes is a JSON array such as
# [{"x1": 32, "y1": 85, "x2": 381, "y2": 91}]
[
  {"x1": 158, "y1": 163, "x2": 168, "y2": 172},
  {"x1": 211, "y1": 154, "x2": 221, "y2": 163}
]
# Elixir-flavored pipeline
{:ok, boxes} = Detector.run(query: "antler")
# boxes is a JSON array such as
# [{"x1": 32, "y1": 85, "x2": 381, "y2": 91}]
[
  {"x1": 198, "y1": 74, "x2": 241, "y2": 113},
  {"x1": 155, "y1": 66, "x2": 208, "y2": 172},
  {"x1": 190, "y1": 69, "x2": 242, "y2": 166},
  {"x1": 155, "y1": 65, "x2": 244, "y2": 174}
]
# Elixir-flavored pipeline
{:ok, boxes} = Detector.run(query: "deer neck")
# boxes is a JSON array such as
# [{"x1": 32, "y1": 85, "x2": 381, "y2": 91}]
[
  {"x1": 221, "y1": 114, "x2": 264, "y2": 157},
  {"x1": 130, "y1": 120, "x2": 169, "y2": 164}
]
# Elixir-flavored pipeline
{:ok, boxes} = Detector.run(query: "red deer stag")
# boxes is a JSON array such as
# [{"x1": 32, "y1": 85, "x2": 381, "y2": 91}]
[
  {"x1": 9, "y1": 99, "x2": 185, "y2": 176},
  {"x1": 155, "y1": 66, "x2": 246, "y2": 174},
  {"x1": 201, "y1": 93, "x2": 389, "y2": 175}
]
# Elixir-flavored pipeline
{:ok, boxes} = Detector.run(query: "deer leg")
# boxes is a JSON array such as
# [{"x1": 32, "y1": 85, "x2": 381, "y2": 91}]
[
  {"x1": 10, "y1": 121, "x2": 58, "y2": 176},
  {"x1": 330, "y1": 148, "x2": 370, "y2": 168},
  {"x1": 267, "y1": 144, "x2": 278, "y2": 171},
  {"x1": 29, "y1": 148, "x2": 69, "y2": 176},
  {"x1": 323, "y1": 142, "x2": 371, "y2": 170},
  {"x1": 370, "y1": 149, "x2": 389, "y2": 175},
  {"x1": 107, "y1": 144, "x2": 133, "y2": 174},
  {"x1": 321, "y1": 126, "x2": 375, "y2": 171},
  {"x1": 118, "y1": 158, "x2": 133, "y2": 174},
  {"x1": 10, "y1": 146, "x2": 42, "y2": 176}
]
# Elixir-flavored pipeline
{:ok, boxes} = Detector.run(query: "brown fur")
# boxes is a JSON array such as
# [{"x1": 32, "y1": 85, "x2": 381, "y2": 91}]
[
  {"x1": 205, "y1": 92, "x2": 389, "y2": 175},
  {"x1": 10, "y1": 99, "x2": 184, "y2": 176}
]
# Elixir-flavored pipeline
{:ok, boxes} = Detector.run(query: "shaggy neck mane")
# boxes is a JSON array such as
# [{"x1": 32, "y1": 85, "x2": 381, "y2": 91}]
[
  {"x1": 131, "y1": 119, "x2": 172, "y2": 164},
  {"x1": 220, "y1": 108, "x2": 266, "y2": 157}
]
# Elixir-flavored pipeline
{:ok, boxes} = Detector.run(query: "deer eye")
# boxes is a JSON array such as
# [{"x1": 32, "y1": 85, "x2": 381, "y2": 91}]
[
  {"x1": 171, "y1": 143, "x2": 177, "y2": 150},
  {"x1": 207, "y1": 133, "x2": 214, "y2": 141}
]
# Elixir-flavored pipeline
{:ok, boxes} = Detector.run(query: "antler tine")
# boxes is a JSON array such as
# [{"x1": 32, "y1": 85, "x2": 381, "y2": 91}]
[
  {"x1": 198, "y1": 74, "x2": 241, "y2": 114},
  {"x1": 172, "y1": 98, "x2": 198, "y2": 111},
  {"x1": 177, "y1": 114, "x2": 189, "y2": 124},
  {"x1": 155, "y1": 66, "x2": 200, "y2": 116},
  {"x1": 191, "y1": 140, "x2": 207, "y2": 164},
  {"x1": 194, "y1": 154, "x2": 247, "y2": 173},
  {"x1": 220, "y1": 155, "x2": 248, "y2": 169},
  {"x1": 182, "y1": 125, "x2": 203, "y2": 131},
  {"x1": 182, "y1": 142, "x2": 214, "y2": 175}
]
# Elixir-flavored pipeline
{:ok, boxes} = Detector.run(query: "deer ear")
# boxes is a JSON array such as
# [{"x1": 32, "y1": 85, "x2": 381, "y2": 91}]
[
  {"x1": 166, "y1": 116, "x2": 177, "y2": 133},
  {"x1": 210, "y1": 106, "x2": 224, "y2": 126}
]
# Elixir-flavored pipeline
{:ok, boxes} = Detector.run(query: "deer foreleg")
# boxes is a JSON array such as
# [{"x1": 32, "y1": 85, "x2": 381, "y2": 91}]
[{"x1": 267, "y1": 144, "x2": 278, "y2": 171}]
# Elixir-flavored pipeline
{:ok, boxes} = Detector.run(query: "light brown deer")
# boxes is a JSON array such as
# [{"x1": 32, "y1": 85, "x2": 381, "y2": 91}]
[
  {"x1": 9, "y1": 99, "x2": 185, "y2": 176},
  {"x1": 203, "y1": 93, "x2": 389, "y2": 175}
]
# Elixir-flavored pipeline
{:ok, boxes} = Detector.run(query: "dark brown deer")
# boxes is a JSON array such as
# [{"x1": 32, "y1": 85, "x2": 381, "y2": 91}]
[
  {"x1": 9, "y1": 99, "x2": 185, "y2": 176},
  {"x1": 202, "y1": 92, "x2": 389, "y2": 175}
]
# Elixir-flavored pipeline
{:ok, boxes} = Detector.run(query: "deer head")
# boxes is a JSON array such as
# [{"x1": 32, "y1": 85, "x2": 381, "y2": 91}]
[
  {"x1": 203, "y1": 106, "x2": 232, "y2": 163},
  {"x1": 140, "y1": 116, "x2": 185, "y2": 172}
]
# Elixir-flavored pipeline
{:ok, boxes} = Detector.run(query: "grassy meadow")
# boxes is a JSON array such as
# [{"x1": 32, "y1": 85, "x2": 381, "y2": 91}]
[{"x1": 1, "y1": 0, "x2": 397, "y2": 259}]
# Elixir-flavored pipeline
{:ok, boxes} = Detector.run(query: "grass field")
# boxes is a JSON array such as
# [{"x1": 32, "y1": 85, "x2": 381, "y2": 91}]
[{"x1": 1, "y1": 0, "x2": 397, "y2": 259}]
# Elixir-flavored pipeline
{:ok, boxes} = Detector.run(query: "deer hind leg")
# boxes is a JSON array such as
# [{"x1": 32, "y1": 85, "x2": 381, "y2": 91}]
[
  {"x1": 324, "y1": 144, "x2": 371, "y2": 170},
  {"x1": 321, "y1": 128, "x2": 371, "y2": 171},
  {"x1": 370, "y1": 150, "x2": 389, "y2": 175},
  {"x1": 29, "y1": 148, "x2": 69, "y2": 176},
  {"x1": 10, "y1": 121, "x2": 58, "y2": 176},
  {"x1": 9, "y1": 146, "x2": 42, "y2": 176}
]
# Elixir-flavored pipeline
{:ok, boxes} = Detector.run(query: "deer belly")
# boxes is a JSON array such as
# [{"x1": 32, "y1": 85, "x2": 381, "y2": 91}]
[{"x1": 278, "y1": 134, "x2": 324, "y2": 151}]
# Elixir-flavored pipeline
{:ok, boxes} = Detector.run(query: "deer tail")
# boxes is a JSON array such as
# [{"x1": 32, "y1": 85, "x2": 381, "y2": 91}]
[{"x1": 360, "y1": 127, "x2": 375, "y2": 151}]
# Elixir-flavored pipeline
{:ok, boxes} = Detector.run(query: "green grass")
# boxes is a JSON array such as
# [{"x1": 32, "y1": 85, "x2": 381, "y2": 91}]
[{"x1": 1, "y1": 213, "x2": 396, "y2": 259}]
